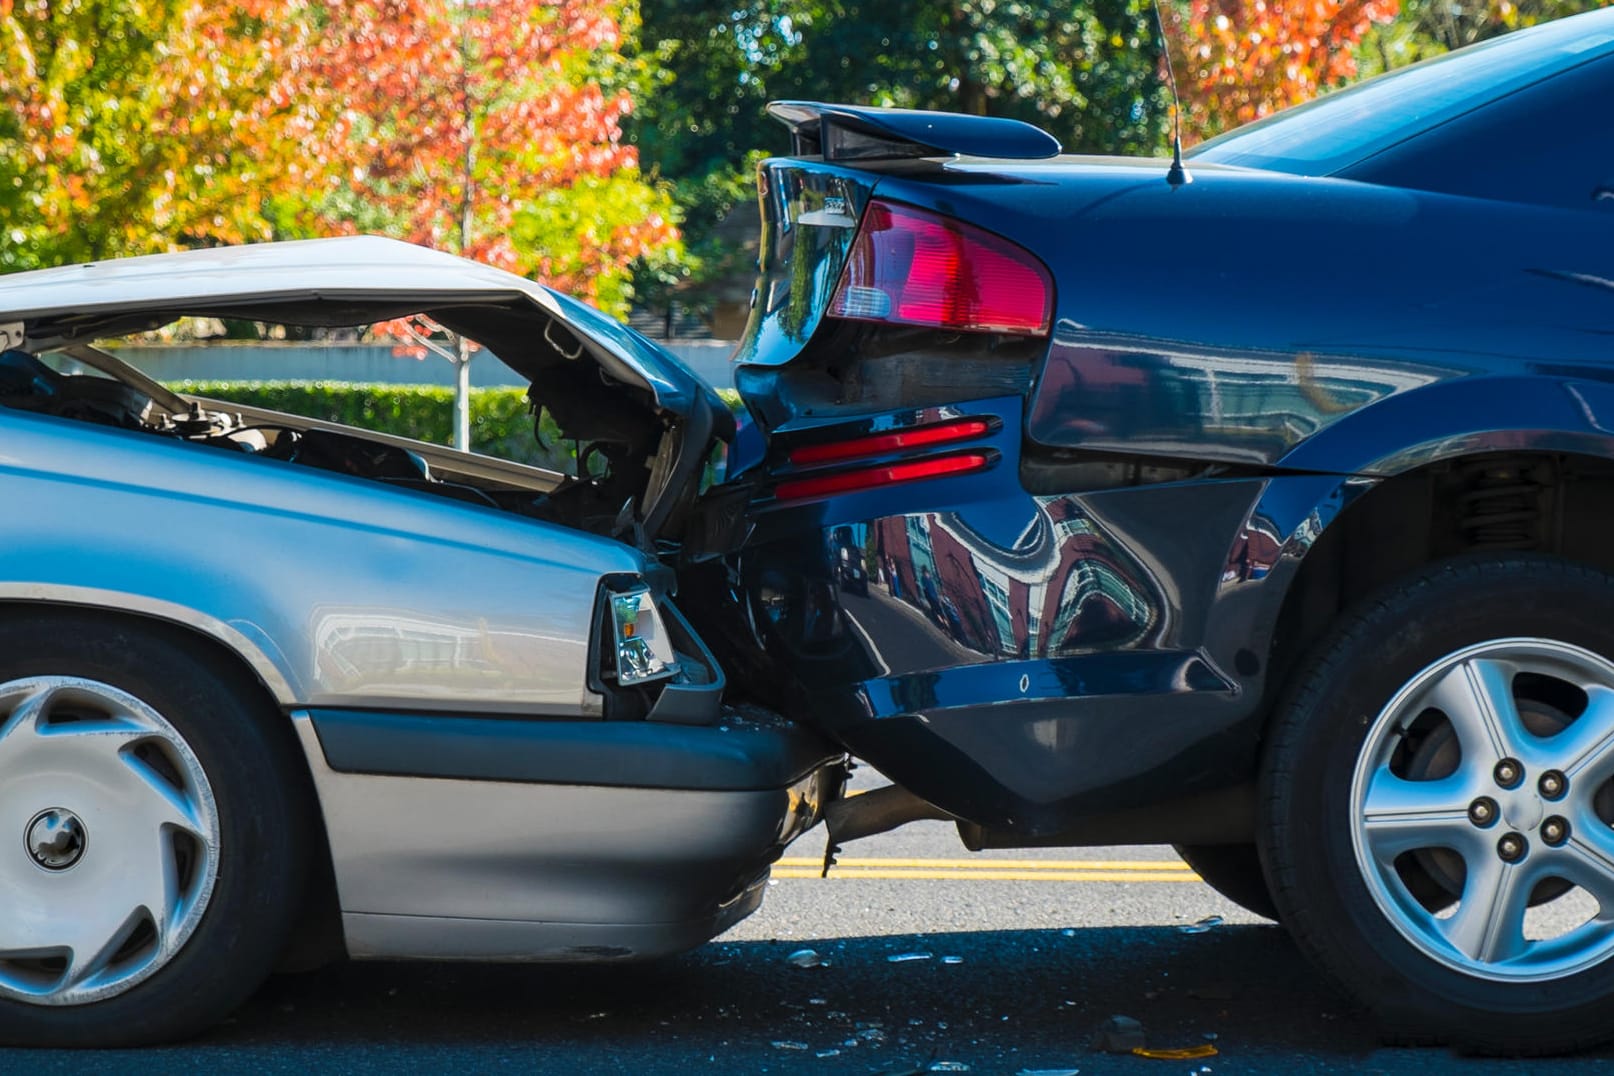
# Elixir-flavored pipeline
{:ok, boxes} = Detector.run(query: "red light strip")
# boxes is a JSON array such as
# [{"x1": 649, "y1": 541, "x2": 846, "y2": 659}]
[
  {"x1": 773, "y1": 452, "x2": 994, "y2": 501},
  {"x1": 789, "y1": 418, "x2": 995, "y2": 467}
]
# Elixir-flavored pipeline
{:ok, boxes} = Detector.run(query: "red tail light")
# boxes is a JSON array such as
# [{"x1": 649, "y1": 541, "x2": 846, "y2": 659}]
[
  {"x1": 788, "y1": 417, "x2": 996, "y2": 466},
  {"x1": 829, "y1": 200, "x2": 1053, "y2": 336},
  {"x1": 774, "y1": 452, "x2": 994, "y2": 501}
]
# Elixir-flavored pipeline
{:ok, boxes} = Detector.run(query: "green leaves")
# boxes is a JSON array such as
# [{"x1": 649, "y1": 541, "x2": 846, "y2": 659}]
[
  {"x1": 1, "y1": 1, "x2": 682, "y2": 323},
  {"x1": 629, "y1": 0, "x2": 1173, "y2": 301},
  {"x1": 0, "y1": 0, "x2": 316, "y2": 270}
]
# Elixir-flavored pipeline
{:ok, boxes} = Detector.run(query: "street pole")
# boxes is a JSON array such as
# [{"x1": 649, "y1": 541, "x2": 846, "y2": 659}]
[
  {"x1": 453, "y1": 8, "x2": 476, "y2": 454},
  {"x1": 453, "y1": 337, "x2": 471, "y2": 451}
]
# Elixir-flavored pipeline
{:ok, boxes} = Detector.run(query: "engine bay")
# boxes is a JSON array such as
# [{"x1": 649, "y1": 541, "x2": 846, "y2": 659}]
[{"x1": 0, "y1": 345, "x2": 673, "y2": 538}]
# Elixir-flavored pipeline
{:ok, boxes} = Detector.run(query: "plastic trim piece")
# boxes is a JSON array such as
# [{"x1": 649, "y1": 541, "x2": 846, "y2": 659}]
[
  {"x1": 306, "y1": 707, "x2": 841, "y2": 791},
  {"x1": 767, "y1": 101, "x2": 1062, "y2": 161}
]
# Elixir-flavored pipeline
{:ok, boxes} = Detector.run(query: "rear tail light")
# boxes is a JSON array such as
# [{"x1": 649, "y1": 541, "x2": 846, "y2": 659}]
[
  {"x1": 788, "y1": 417, "x2": 996, "y2": 466},
  {"x1": 774, "y1": 452, "x2": 994, "y2": 501},
  {"x1": 829, "y1": 200, "x2": 1053, "y2": 336}
]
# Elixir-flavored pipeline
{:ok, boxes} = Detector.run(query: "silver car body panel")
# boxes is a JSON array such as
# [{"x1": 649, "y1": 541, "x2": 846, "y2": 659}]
[
  {"x1": 0, "y1": 238, "x2": 837, "y2": 966},
  {"x1": 0, "y1": 582, "x2": 299, "y2": 704},
  {"x1": 0, "y1": 404, "x2": 642, "y2": 714},
  {"x1": 291, "y1": 716, "x2": 826, "y2": 960},
  {"x1": 1, "y1": 235, "x2": 691, "y2": 409}
]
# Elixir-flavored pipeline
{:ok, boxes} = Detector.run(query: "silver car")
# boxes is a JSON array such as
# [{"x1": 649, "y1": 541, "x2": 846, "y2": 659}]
[{"x1": 0, "y1": 237, "x2": 843, "y2": 1046}]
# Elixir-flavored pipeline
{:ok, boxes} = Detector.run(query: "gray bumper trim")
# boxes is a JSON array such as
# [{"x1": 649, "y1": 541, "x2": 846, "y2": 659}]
[{"x1": 307, "y1": 707, "x2": 841, "y2": 791}]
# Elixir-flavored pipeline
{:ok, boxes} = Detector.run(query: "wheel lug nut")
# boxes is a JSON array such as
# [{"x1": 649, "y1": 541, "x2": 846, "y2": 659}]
[
  {"x1": 1494, "y1": 759, "x2": 1523, "y2": 788},
  {"x1": 1498, "y1": 832, "x2": 1528, "y2": 862},
  {"x1": 1542, "y1": 816, "x2": 1571, "y2": 847},
  {"x1": 1469, "y1": 797, "x2": 1498, "y2": 827},
  {"x1": 1539, "y1": 770, "x2": 1567, "y2": 800}
]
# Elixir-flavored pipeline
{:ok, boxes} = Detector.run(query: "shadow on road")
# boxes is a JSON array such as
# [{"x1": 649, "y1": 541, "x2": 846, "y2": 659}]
[{"x1": 14, "y1": 925, "x2": 1614, "y2": 1072}]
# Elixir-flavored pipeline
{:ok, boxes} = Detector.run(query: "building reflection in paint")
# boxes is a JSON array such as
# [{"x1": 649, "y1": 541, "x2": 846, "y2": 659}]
[{"x1": 840, "y1": 494, "x2": 1160, "y2": 664}]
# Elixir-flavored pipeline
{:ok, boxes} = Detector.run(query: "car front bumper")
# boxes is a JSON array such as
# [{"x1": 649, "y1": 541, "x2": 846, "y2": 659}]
[{"x1": 290, "y1": 709, "x2": 842, "y2": 962}]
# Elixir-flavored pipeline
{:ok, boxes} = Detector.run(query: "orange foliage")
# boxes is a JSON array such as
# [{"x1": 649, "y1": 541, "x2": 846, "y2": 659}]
[
  {"x1": 0, "y1": 1, "x2": 320, "y2": 266},
  {"x1": 301, "y1": 1, "x2": 675, "y2": 301},
  {"x1": 1173, "y1": 0, "x2": 1401, "y2": 140}
]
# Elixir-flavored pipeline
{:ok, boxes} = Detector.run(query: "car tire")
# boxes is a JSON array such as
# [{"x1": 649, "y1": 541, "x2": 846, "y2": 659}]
[
  {"x1": 0, "y1": 612, "x2": 312, "y2": 1046},
  {"x1": 1173, "y1": 843, "x2": 1279, "y2": 921},
  {"x1": 1261, "y1": 555, "x2": 1614, "y2": 1055}
]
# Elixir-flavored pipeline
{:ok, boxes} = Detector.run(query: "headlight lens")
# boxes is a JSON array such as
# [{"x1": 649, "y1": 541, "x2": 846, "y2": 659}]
[{"x1": 608, "y1": 586, "x2": 677, "y2": 686}]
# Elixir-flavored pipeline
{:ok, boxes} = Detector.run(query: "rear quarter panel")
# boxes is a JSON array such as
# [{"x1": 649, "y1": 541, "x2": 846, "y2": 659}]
[
  {"x1": 0, "y1": 407, "x2": 644, "y2": 714},
  {"x1": 865, "y1": 163, "x2": 1614, "y2": 466}
]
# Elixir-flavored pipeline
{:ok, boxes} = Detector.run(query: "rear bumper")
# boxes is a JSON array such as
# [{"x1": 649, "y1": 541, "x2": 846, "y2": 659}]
[
  {"x1": 717, "y1": 395, "x2": 1277, "y2": 836},
  {"x1": 291, "y1": 710, "x2": 842, "y2": 962}
]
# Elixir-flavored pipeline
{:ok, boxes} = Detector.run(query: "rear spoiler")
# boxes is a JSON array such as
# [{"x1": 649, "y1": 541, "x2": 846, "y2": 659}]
[{"x1": 766, "y1": 101, "x2": 1061, "y2": 163}]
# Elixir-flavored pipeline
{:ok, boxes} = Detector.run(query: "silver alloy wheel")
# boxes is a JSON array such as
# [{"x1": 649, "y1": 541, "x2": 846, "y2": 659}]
[
  {"x1": 0, "y1": 677, "x2": 220, "y2": 1005},
  {"x1": 1351, "y1": 639, "x2": 1614, "y2": 983}
]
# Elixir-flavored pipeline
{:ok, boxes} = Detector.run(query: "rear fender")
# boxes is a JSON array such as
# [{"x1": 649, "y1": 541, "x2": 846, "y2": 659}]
[{"x1": 1278, "y1": 374, "x2": 1614, "y2": 477}]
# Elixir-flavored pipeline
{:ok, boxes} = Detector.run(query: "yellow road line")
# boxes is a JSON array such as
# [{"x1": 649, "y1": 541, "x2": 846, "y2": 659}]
[
  {"x1": 772, "y1": 868, "x2": 1201, "y2": 882},
  {"x1": 775, "y1": 857, "x2": 1192, "y2": 871}
]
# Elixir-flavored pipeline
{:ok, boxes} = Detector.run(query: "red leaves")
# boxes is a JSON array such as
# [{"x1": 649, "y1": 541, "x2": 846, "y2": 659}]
[
  {"x1": 292, "y1": 0, "x2": 669, "y2": 308},
  {"x1": 1, "y1": 1, "x2": 677, "y2": 296},
  {"x1": 1173, "y1": 0, "x2": 1401, "y2": 139}
]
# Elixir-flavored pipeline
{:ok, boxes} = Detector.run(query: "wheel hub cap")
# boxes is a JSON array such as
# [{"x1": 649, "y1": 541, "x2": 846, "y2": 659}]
[
  {"x1": 25, "y1": 808, "x2": 85, "y2": 871},
  {"x1": 1352, "y1": 638, "x2": 1614, "y2": 983},
  {"x1": 0, "y1": 676, "x2": 220, "y2": 1006}
]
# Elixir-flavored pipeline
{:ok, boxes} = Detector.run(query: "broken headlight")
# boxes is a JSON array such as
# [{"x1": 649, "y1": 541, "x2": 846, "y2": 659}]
[{"x1": 604, "y1": 584, "x2": 677, "y2": 686}]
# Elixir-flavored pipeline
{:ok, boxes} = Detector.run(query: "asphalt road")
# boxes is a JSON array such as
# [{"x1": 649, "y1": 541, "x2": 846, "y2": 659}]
[{"x1": 8, "y1": 777, "x2": 1614, "y2": 1074}]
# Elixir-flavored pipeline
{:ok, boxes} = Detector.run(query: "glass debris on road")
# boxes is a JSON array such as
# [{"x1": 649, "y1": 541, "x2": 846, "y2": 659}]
[
  {"x1": 1177, "y1": 916, "x2": 1224, "y2": 934},
  {"x1": 786, "y1": 948, "x2": 824, "y2": 968},
  {"x1": 1093, "y1": 1014, "x2": 1147, "y2": 1053},
  {"x1": 888, "y1": 951, "x2": 934, "y2": 963}
]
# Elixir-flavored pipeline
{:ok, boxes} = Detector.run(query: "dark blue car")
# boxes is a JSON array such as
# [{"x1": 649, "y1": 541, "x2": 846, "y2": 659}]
[{"x1": 687, "y1": 7, "x2": 1614, "y2": 1054}]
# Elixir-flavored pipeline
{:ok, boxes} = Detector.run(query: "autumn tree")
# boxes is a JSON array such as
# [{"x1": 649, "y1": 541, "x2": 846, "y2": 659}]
[
  {"x1": 1169, "y1": 0, "x2": 1401, "y2": 140},
  {"x1": 295, "y1": 1, "x2": 680, "y2": 447},
  {"x1": 0, "y1": 0, "x2": 318, "y2": 271},
  {"x1": 301, "y1": 1, "x2": 677, "y2": 312}
]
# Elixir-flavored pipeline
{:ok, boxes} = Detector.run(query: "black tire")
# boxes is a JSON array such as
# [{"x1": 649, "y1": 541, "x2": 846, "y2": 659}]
[
  {"x1": 1260, "y1": 556, "x2": 1614, "y2": 1055},
  {"x1": 0, "y1": 612, "x2": 312, "y2": 1046},
  {"x1": 1174, "y1": 843, "x2": 1279, "y2": 921}
]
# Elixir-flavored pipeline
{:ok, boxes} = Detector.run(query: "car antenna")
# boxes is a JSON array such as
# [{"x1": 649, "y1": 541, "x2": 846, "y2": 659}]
[{"x1": 1151, "y1": 0, "x2": 1192, "y2": 187}]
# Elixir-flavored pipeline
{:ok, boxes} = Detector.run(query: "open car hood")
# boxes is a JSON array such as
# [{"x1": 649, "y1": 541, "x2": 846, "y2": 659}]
[
  {"x1": 1, "y1": 235, "x2": 726, "y2": 421},
  {"x1": 0, "y1": 236, "x2": 735, "y2": 545}
]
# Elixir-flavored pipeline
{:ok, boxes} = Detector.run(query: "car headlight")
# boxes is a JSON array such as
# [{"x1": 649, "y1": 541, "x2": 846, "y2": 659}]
[{"x1": 606, "y1": 585, "x2": 677, "y2": 686}]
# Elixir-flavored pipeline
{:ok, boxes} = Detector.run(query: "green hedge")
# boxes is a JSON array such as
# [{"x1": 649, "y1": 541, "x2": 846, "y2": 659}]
[
  {"x1": 171, "y1": 381, "x2": 746, "y2": 477},
  {"x1": 172, "y1": 381, "x2": 572, "y2": 470}
]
